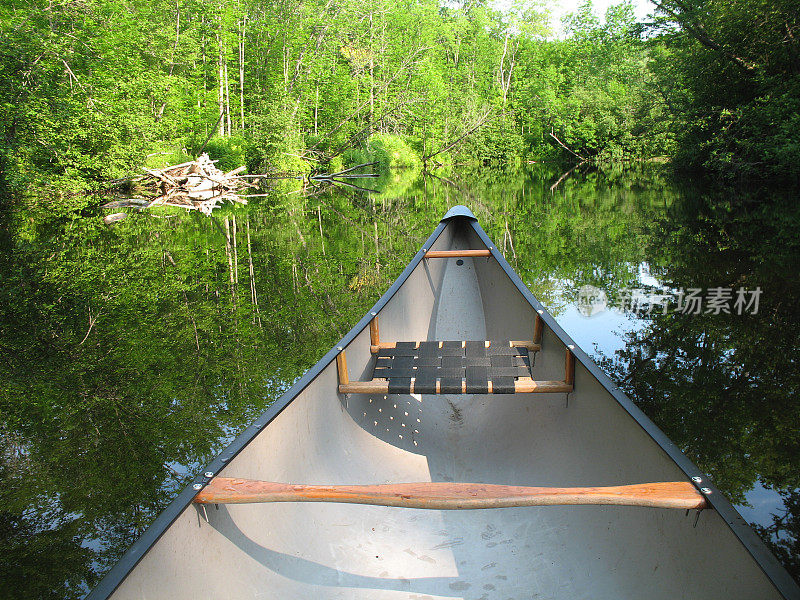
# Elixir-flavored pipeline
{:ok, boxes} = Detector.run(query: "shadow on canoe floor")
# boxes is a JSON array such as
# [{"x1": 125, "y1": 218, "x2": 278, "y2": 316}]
[{"x1": 203, "y1": 505, "x2": 465, "y2": 595}]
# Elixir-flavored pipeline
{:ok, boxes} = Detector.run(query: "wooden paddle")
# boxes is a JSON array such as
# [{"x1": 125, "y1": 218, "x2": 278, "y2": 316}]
[{"x1": 193, "y1": 478, "x2": 708, "y2": 510}]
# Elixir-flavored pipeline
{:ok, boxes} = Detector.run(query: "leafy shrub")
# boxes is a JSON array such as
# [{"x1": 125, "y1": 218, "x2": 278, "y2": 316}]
[
  {"x1": 246, "y1": 106, "x2": 311, "y2": 175},
  {"x1": 326, "y1": 155, "x2": 345, "y2": 174},
  {"x1": 199, "y1": 135, "x2": 250, "y2": 172},
  {"x1": 456, "y1": 117, "x2": 524, "y2": 164},
  {"x1": 700, "y1": 92, "x2": 800, "y2": 182},
  {"x1": 342, "y1": 134, "x2": 421, "y2": 170},
  {"x1": 143, "y1": 144, "x2": 192, "y2": 170}
]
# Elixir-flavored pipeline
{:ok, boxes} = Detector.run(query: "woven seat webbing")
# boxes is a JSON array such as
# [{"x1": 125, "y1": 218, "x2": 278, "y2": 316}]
[{"x1": 372, "y1": 341, "x2": 532, "y2": 394}]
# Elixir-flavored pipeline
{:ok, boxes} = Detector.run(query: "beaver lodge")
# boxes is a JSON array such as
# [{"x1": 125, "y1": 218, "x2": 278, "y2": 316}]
[
  {"x1": 103, "y1": 153, "x2": 257, "y2": 222},
  {"x1": 103, "y1": 156, "x2": 379, "y2": 223},
  {"x1": 133, "y1": 153, "x2": 253, "y2": 215}
]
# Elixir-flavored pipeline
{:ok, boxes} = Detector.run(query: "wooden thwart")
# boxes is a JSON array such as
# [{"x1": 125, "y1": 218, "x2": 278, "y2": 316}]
[
  {"x1": 425, "y1": 249, "x2": 492, "y2": 258},
  {"x1": 194, "y1": 478, "x2": 708, "y2": 510}
]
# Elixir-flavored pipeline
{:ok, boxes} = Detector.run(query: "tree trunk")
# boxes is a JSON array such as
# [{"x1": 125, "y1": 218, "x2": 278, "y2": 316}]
[
  {"x1": 156, "y1": 0, "x2": 180, "y2": 120},
  {"x1": 239, "y1": 19, "x2": 245, "y2": 132},
  {"x1": 314, "y1": 84, "x2": 319, "y2": 135},
  {"x1": 374, "y1": 220, "x2": 379, "y2": 275},
  {"x1": 224, "y1": 217, "x2": 237, "y2": 305},
  {"x1": 218, "y1": 31, "x2": 225, "y2": 137},
  {"x1": 201, "y1": 16, "x2": 207, "y2": 109},
  {"x1": 224, "y1": 57, "x2": 232, "y2": 134},
  {"x1": 499, "y1": 33, "x2": 515, "y2": 105},
  {"x1": 652, "y1": 0, "x2": 757, "y2": 73},
  {"x1": 423, "y1": 109, "x2": 493, "y2": 163},
  {"x1": 369, "y1": 11, "x2": 375, "y2": 125},
  {"x1": 317, "y1": 205, "x2": 325, "y2": 255},
  {"x1": 283, "y1": 32, "x2": 289, "y2": 89},
  {"x1": 232, "y1": 215, "x2": 239, "y2": 285}
]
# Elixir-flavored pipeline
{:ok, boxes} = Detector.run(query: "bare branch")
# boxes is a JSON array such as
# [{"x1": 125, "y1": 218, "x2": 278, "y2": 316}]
[{"x1": 423, "y1": 109, "x2": 495, "y2": 163}]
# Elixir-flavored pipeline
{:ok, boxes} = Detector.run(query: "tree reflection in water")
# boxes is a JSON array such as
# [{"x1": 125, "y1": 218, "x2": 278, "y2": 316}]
[{"x1": 599, "y1": 188, "x2": 800, "y2": 583}]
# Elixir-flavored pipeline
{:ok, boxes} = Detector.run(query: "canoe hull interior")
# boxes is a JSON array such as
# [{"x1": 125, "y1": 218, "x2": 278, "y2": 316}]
[{"x1": 106, "y1": 216, "x2": 788, "y2": 600}]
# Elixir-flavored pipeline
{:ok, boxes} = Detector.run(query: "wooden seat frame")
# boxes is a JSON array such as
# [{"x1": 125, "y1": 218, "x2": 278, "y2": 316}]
[{"x1": 336, "y1": 314, "x2": 574, "y2": 395}]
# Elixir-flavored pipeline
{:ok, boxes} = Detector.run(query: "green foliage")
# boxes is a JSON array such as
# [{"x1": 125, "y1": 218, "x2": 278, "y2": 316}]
[
  {"x1": 517, "y1": 1, "x2": 673, "y2": 161},
  {"x1": 326, "y1": 155, "x2": 345, "y2": 174},
  {"x1": 457, "y1": 116, "x2": 525, "y2": 164},
  {"x1": 199, "y1": 135, "x2": 249, "y2": 172},
  {"x1": 246, "y1": 104, "x2": 310, "y2": 174},
  {"x1": 343, "y1": 134, "x2": 421, "y2": 170},
  {"x1": 0, "y1": 0, "x2": 687, "y2": 193},
  {"x1": 0, "y1": 0, "x2": 214, "y2": 190},
  {"x1": 682, "y1": 90, "x2": 800, "y2": 181},
  {"x1": 144, "y1": 144, "x2": 193, "y2": 170},
  {"x1": 1, "y1": 0, "x2": 797, "y2": 190},
  {"x1": 367, "y1": 167, "x2": 420, "y2": 199},
  {"x1": 650, "y1": 0, "x2": 800, "y2": 180}
]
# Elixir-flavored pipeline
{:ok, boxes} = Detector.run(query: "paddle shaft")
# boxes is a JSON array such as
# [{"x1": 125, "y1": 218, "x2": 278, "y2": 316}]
[{"x1": 194, "y1": 479, "x2": 707, "y2": 510}]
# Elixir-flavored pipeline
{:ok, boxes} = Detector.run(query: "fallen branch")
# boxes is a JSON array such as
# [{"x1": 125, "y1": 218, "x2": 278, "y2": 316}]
[
  {"x1": 79, "y1": 305, "x2": 101, "y2": 344},
  {"x1": 327, "y1": 178, "x2": 380, "y2": 194},
  {"x1": 60, "y1": 58, "x2": 96, "y2": 109},
  {"x1": 325, "y1": 98, "x2": 420, "y2": 160},
  {"x1": 423, "y1": 109, "x2": 494, "y2": 163},
  {"x1": 144, "y1": 167, "x2": 181, "y2": 188},
  {"x1": 549, "y1": 130, "x2": 586, "y2": 161},
  {"x1": 198, "y1": 113, "x2": 226, "y2": 156},
  {"x1": 325, "y1": 161, "x2": 378, "y2": 178}
]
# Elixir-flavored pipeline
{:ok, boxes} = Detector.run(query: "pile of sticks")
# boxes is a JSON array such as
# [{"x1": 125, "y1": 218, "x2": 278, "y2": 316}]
[
  {"x1": 103, "y1": 157, "x2": 381, "y2": 221},
  {"x1": 139, "y1": 153, "x2": 254, "y2": 215}
]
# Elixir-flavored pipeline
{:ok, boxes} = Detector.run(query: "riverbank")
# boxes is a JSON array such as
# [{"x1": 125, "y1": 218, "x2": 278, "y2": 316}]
[{"x1": 4, "y1": 0, "x2": 798, "y2": 200}]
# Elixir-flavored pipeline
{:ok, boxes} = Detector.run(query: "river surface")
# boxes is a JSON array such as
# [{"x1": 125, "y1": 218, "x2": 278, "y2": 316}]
[{"x1": 1, "y1": 163, "x2": 798, "y2": 597}]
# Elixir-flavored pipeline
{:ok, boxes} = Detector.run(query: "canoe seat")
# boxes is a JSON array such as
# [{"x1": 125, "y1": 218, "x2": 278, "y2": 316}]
[
  {"x1": 336, "y1": 316, "x2": 574, "y2": 394},
  {"x1": 337, "y1": 343, "x2": 574, "y2": 395},
  {"x1": 373, "y1": 340, "x2": 533, "y2": 394}
]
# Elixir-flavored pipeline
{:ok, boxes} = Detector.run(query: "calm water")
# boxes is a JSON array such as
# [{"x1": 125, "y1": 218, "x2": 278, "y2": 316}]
[{"x1": 1, "y1": 164, "x2": 798, "y2": 597}]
